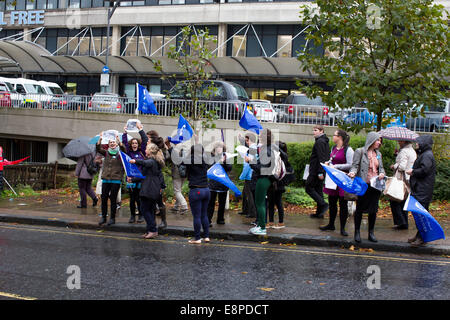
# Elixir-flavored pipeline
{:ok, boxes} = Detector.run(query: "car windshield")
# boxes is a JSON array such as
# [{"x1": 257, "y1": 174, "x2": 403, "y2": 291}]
[
  {"x1": 3, "y1": 82, "x2": 16, "y2": 92},
  {"x1": 292, "y1": 95, "x2": 324, "y2": 106},
  {"x1": 34, "y1": 85, "x2": 46, "y2": 94},
  {"x1": 230, "y1": 84, "x2": 249, "y2": 101},
  {"x1": 24, "y1": 84, "x2": 38, "y2": 93},
  {"x1": 49, "y1": 86, "x2": 64, "y2": 94}
]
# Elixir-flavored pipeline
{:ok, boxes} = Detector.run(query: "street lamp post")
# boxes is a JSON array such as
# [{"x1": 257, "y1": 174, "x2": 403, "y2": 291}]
[{"x1": 102, "y1": 1, "x2": 122, "y2": 93}]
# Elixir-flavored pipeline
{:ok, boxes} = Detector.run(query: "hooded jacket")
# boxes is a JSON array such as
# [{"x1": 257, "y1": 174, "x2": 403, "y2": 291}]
[
  {"x1": 309, "y1": 133, "x2": 330, "y2": 176},
  {"x1": 135, "y1": 144, "x2": 166, "y2": 198},
  {"x1": 410, "y1": 135, "x2": 436, "y2": 205},
  {"x1": 350, "y1": 131, "x2": 385, "y2": 183}
]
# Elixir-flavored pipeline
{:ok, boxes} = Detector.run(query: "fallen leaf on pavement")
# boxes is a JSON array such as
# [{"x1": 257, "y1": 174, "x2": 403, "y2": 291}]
[
  {"x1": 260, "y1": 241, "x2": 269, "y2": 245},
  {"x1": 319, "y1": 283, "x2": 326, "y2": 286},
  {"x1": 241, "y1": 272, "x2": 248, "y2": 274},
  {"x1": 349, "y1": 245, "x2": 355, "y2": 251},
  {"x1": 258, "y1": 287, "x2": 275, "y2": 292},
  {"x1": 360, "y1": 248, "x2": 374, "y2": 253}
]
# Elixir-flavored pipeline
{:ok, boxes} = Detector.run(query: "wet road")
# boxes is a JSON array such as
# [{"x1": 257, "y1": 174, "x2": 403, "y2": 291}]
[{"x1": 0, "y1": 222, "x2": 448, "y2": 300}]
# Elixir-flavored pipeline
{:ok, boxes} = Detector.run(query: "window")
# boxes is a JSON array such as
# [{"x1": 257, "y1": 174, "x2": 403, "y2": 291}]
[
  {"x1": 69, "y1": 0, "x2": 80, "y2": 8},
  {"x1": 92, "y1": 0, "x2": 104, "y2": 7},
  {"x1": 35, "y1": 37, "x2": 47, "y2": 48},
  {"x1": 26, "y1": 0, "x2": 36, "y2": 9},
  {"x1": 67, "y1": 38, "x2": 78, "y2": 55},
  {"x1": 163, "y1": 36, "x2": 177, "y2": 56},
  {"x1": 57, "y1": 37, "x2": 68, "y2": 55},
  {"x1": 59, "y1": 0, "x2": 68, "y2": 8},
  {"x1": 120, "y1": 1, "x2": 133, "y2": 5},
  {"x1": 159, "y1": 0, "x2": 171, "y2": 4},
  {"x1": 47, "y1": 0, "x2": 58, "y2": 8},
  {"x1": 16, "y1": 0, "x2": 26, "y2": 10},
  {"x1": 6, "y1": 1, "x2": 15, "y2": 10},
  {"x1": 277, "y1": 35, "x2": 292, "y2": 57},
  {"x1": 151, "y1": 36, "x2": 163, "y2": 56},
  {"x1": 92, "y1": 37, "x2": 102, "y2": 55},
  {"x1": 81, "y1": 0, "x2": 91, "y2": 7},
  {"x1": 124, "y1": 36, "x2": 138, "y2": 56},
  {"x1": 200, "y1": 0, "x2": 213, "y2": 3},
  {"x1": 78, "y1": 37, "x2": 90, "y2": 55},
  {"x1": 172, "y1": 0, "x2": 185, "y2": 3},
  {"x1": 232, "y1": 35, "x2": 246, "y2": 57},
  {"x1": 37, "y1": 0, "x2": 47, "y2": 9},
  {"x1": 16, "y1": 84, "x2": 26, "y2": 94},
  {"x1": 138, "y1": 36, "x2": 150, "y2": 56}
]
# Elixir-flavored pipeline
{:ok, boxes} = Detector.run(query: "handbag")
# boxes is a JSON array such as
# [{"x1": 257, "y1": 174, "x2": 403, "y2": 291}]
[{"x1": 383, "y1": 170, "x2": 408, "y2": 202}]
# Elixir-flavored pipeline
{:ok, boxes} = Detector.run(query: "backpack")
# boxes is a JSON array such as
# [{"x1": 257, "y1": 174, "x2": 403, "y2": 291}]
[
  {"x1": 272, "y1": 150, "x2": 286, "y2": 181},
  {"x1": 85, "y1": 156, "x2": 99, "y2": 175}
]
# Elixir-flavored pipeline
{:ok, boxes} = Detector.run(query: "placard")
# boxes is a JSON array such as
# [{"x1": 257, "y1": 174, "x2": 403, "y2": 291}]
[
  {"x1": 101, "y1": 130, "x2": 118, "y2": 144},
  {"x1": 126, "y1": 119, "x2": 141, "y2": 133}
]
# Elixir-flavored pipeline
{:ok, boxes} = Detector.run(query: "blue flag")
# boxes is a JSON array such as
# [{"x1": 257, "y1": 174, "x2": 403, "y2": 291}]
[
  {"x1": 137, "y1": 83, "x2": 159, "y2": 115},
  {"x1": 168, "y1": 114, "x2": 194, "y2": 144},
  {"x1": 119, "y1": 151, "x2": 145, "y2": 179},
  {"x1": 207, "y1": 163, "x2": 242, "y2": 196},
  {"x1": 321, "y1": 164, "x2": 368, "y2": 196},
  {"x1": 239, "y1": 108, "x2": 263, "y2": 134},
  {"x1": 403, "y1": 194, "x2": 445, "y2": 243}
]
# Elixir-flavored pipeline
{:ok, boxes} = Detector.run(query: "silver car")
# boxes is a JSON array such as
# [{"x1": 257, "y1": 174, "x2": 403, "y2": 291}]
[
  {"x1": 88, "y1": 93, "x2": 123, "y2": 113},
  {"x1": 406, "y1": 99, "x2": 450, "y2": 132}
]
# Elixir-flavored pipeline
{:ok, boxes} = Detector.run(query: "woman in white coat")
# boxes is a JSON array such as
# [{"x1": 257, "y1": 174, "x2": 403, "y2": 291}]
[{"x1": 389, "y1": 140, "x2": 417, "y2": 230}]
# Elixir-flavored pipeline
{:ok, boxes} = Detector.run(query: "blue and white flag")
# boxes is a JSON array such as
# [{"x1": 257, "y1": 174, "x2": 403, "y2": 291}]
[
  {"x1": 119, "y1": 151, "x2": 145, "y2": 179},
  {"x1": 239, "y1": 108, "x2": 263, "y2": 134},
  {"x1": 207, "y1": 163, "x2": 242, "y2": 196},
  {"x1": 168, "y1": 114, "x2": 194, "y2": 144},
  {"x1": 136, "y1": 83, "x2": 159, "y2": 115},
  {"x1": 321, "y1": 164, "x2": 368, "y2": 196},
  {"x1": 403, "y1": 194, "x2": 445, "y2": 243}
]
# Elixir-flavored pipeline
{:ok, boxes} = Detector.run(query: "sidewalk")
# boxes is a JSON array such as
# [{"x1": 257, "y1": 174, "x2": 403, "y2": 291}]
[{"x1": 0, "y1": 199, "x2": 448, "y2": 256}]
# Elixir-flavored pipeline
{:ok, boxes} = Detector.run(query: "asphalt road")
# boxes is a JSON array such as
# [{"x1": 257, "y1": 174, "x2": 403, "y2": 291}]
[{"x1": 0, "y1": 222, "x2": 449, "y2": 301}]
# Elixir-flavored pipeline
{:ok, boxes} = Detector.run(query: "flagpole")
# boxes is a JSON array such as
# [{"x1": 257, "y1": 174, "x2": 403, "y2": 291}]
[
  {"x1": 135, "y1": 83, "x2": 139, "y2": 117},
  {"x1": 3, "y1": 177, "x2": 18, "y2": 196}
]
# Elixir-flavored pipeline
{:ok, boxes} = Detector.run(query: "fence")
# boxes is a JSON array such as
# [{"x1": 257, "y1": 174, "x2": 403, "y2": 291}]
[
  {"x1": 3, "y1": 162, "x2": 58, "y2": 190},
  {"x1": 0, "y1": 91, "x2": 448, "y2": 132}
]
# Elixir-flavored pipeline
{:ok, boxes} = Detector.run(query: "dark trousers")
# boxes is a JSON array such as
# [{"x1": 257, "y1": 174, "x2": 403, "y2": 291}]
[
  {"x1": 242, "y1": 180, "x2": 256, "y2": 218},
  {"x1": 101, "y1": 183, "x2": 121, "y2": 219},
  {"x1": 189, "y1": 188, "x2": 211, "y2": 240},
  {"x1": 268, "y1": 189, "x2": 284, "y2": 223},
  {"x1": 128, "y1": 187, "x2": 141, "y2": 217},
  {"x1": 354, "y1": 187, "x2": 381, "y2": 232},
  {"x1": 78, "y1": 178, "x2": 97, "y2": 207},
  {"x1": 305, "y1": 175, "x2": 327, "y2": 209},
  {"x1": 207, "y1": 191, "x2": 227, "y2": 223},
  {"x1": 328, "y1": 195, "x2": 348, "y2": 230},
  {"x1": 140, "y1": 196, "x2": 157, "y2": 233},
  {"x1": 390, "y1": 199, "x2": 408, "y2": 227}
]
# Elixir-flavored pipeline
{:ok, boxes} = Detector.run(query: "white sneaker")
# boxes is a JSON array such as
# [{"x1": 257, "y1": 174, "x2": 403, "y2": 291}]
[
  {"x1": 249, "y1": 226, "x2": 260, "y2": 234},
  {"x1": 251, "y1": 227, "x2": 267, "y2": 236}
]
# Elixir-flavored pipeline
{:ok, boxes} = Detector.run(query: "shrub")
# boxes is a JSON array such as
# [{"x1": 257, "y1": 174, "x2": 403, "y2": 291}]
[{"x1": 433, "y1": 158, "x2": 450, "y2": 201}]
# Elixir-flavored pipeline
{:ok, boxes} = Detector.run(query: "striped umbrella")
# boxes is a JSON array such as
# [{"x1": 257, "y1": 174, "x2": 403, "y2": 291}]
[{"x1": 378, "y1": 127, "x2": 419, "y2": 141}]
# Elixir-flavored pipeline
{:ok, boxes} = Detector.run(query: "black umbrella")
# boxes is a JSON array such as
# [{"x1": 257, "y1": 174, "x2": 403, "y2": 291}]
[{"x1": 62, "y1": 136, "x2": 96, "y2": 160}]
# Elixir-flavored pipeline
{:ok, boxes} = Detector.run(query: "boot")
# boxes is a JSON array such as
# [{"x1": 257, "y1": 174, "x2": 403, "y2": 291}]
[
  {"x1": 368, "y1": 230, "x2": 378, "y2": 242},
  {"x1": 368, "y1": 212, "x2": 377, "y2": 242},
  {"x1": 319, "y1": 224, "x2": 335, "y2": 231},
  {"x1": 128, "y1": 215, "x2": 136, "y2": 223},
  {"x1": 354, "y1": 229, "x2": 361, "y2": 243},
  {"x1": 107, "y1": 218, "x2": 115, "y2": 226},
  {"x1": 99, "y1": 216, "x2": 107, "y2": 226},
  {"x1": 354, "y1": 211, "x2": 362, "y2": 243},
  {"x1": 137, "y1": 214, "x2": 144, "y2": 223},
  {"x1": 158, "y1": 206, "x2": 167, "y2": 229}
]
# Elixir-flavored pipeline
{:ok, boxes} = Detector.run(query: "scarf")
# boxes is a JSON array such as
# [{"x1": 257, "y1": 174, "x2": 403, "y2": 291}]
[{"x1": 108, "y1": 146, "x2": 119, "y2": 155}]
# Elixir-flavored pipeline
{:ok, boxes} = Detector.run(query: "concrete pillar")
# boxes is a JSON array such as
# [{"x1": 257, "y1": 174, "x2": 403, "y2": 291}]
[
  {"x1": 111, "y1": 25, "x2": 121, "y2": 56},
  {"x1": 217, "y1": 23, "x2": 227, "y2": 58},
  {"x1": 47, "y1": 141, "x2": 59, "y2": 163},
  {"x1": 23, "y1": 28, "x2": 32, "y2": 41},
  {"x1": 110, "y1": 74, "x2": 120, "y2": 94}
]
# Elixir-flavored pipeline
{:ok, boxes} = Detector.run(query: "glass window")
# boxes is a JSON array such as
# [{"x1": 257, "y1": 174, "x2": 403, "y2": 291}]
[
  {"x1": 100, "y1": 36, "x2": 107, "y2": 55},
  {"x1": 124, "y1": 36, "x2": 138, "y2": 56},
  {"x1": 133, "y1": 1, "x2": 145, "y2": 5},
  {"x1": 78, "y1": 37, "x2": 90, "y2": 55},
  {"x1": 59, "y1": 0, "x2": 68, "y2": 8},
  {"x1": 120, "y1": 1, "x2": 133, "y2": 5},
  {"x1": 26, "y1": 0, "x2": 36, "y2": 9},
  {"x1": 200, "y1": 0, "x2": 213, "y2": 3},
  {"x1": 163, "y1": 36, "x2": 176, "y2": 57},
  {"x1": 35, "y1": 37, "x2": 47, "y2": 49},
  {"x1": 232, "y1": 35, "x2": 246, "y2": 57},
  {"x1": 47, "y1": 0, "x2": 57, "y2": 8},
  {"x1": 16, "y1": 0, "x2": 26, "y2": 10},
  {"x1": 159, "y1": 0, "x2": 171, "y2": 4},
  {"x1": 67, "y1": 38, "x2": 78, "y2": 55},
  {"x1": 91, "y1": 36, "x2": 101, "y2": 55},
  {"x1": 277, "y1": 35, "x2": 292, "y2": 58},
  {"x1": 227, "y1": 0, "x2": 242, "y2": 2},
  {"x1": 92, "y1": 0, "x2": 103, "y2": 6},
  {"x1": 205, "y1": 35, "x2": 217, "y2": 53},
  {"x1": 172, "y1": 0, "x2": 185, "y2": 3},
  {"x1": 81, "y1": 0, "x2": 91, "y2": 7},
  {"x1": 57, "y1": 37, "x2": 68, "y2": 55},
  {"x1": 37, "y1": 0, "x2": 47, "y2": 9},
  {"x1": 151, "y1": 36, "x2": 163, "y2": 56},
  {"x1": 6, "y1": 1, "x2": 15, "y2": 10},
  {"x1": 0, "y1": 1, "x2": 5, "y2": 10},
  {"x1": 138, "y1": 36, "x2": 150, "y2": 56},
  {"x1": 69, "y1": 0, "x2": 80, "y2": 8}
]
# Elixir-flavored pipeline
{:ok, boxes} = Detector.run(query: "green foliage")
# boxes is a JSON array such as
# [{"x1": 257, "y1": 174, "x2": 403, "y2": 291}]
[
  {"x1": 0, "y1": 184, "x2": 39, "y2": 199},
  {"x1": 298, "y1": 0, "x2": 449, "y2": 132},
  {"x1": 433, "y1": 158, "x2": 450, "y2": 201},
  {"x1": 283, "y1": 187, "x2": 317, "y2": 208}
]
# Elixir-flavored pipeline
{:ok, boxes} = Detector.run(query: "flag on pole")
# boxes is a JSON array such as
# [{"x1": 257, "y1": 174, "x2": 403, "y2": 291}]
[
  {"x1": 239, "y1": 108, "x2": 263, "y2": 134},
  {"x1": 207, "y1": 163, "x2": 242, "y2": 196},
  {"x1": 168, "y1": 114, "x2": 194, "y2": 144},
  {"x1": 321, "y1": 164, "x2": 368, "y2": 196},
  {"x1": 136, "y1": 83, "x2": 159, "y2": 115},
  {"x1": 119, "y1": 151, "x2": 145, "y2": 179},
  {"x1": 403, "y1": 194, "x2": 445, "y2": 243}
]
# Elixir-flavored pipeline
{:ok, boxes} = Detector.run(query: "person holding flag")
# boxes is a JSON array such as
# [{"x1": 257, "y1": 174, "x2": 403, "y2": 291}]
[
  {"x1": 405, "y1": 135, "x2": 437, "y2": 246},
  {"x1": 207, "y1": 141, "x2": 232, "y2": 226}
]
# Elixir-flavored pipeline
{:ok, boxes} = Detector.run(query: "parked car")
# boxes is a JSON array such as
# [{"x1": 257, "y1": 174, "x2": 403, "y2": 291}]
[
  {"x1": 249, "y1": 99, "x2": 277, "y2": 122},
  {"x1": 0, "y1": 77, "x2": 24, "y2": 107},
  {"x1": 405, "y1": 99, "x2": 450, "y2": 132},
  {"x1": 282, "y1": 94, "x2": 332, "y2": 125},
  {"x1": 88, "y1": 93, "x2": 123, "y2": 113},
  {"x1": 167, "y1": 80, "x2": 249, "y2": 120},
  {"x1": 0, "y1": 89, "x2": 11, "y2": 107}
]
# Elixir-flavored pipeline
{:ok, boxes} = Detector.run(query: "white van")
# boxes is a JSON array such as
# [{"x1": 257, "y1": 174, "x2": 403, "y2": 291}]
[
  {"x1": 38, "y1": 81, "x2": 64, "y2": 95},
  {"x1": 6, "y1": 78, "x2": 51, "y2": 108}
]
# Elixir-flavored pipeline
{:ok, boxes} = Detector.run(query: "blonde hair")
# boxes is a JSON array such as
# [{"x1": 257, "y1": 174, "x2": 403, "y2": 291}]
[{"x1": 146, "y1": 143, "x2": 165, "y2": 168}]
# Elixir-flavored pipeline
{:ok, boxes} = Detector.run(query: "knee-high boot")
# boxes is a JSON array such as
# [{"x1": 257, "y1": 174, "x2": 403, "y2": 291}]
[
  {"x1": 354, "y1": 210, "x2": 362, "y2": 243},
  {"x1": 368, "y1": 212, "x2": 377, "y2": 242}
]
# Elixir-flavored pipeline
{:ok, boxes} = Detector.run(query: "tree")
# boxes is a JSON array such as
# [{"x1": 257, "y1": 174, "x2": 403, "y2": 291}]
[
  {"x1": 297, "y1": 0, "x2": 449, "y2": 132},
  {"x1": 152, "y1": 26, "x2": 218, "y2": 132}
]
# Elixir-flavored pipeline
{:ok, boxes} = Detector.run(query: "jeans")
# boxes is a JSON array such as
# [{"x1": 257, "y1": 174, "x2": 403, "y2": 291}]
[
  {"x1": 207, "y1": 191, "x2": 227, "y2": 223},
  {"x1": 78, "y1": 178, "x2": 97, "y2": 207},
  {"x1": 173, "y1": 177, "x2": 187, "y2": 210},
  {"x1": 140, "y1": 196, "x2": 157, "y2": 233},
  {"x1": 189, "y1": 188, "x2": 211, "y2": 240},
  {"x1": 101, "y1": 183, "x2": 121, "y2": 219}
]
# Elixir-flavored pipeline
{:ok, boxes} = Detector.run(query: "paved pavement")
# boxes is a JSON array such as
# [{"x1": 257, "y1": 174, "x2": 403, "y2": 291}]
[{"x1": 0, "y1": 198, "x2": 448, "y2": 256}]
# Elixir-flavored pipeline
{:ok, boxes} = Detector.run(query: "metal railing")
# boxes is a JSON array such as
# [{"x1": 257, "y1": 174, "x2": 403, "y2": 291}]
[{"x1": 1, "y1": 92, "x2": 448, "y2": 132}]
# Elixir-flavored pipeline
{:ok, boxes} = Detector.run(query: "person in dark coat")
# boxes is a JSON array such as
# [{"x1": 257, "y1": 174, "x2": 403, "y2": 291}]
[
  {"x1": 122, "y1": 123, "x2": 148, "y2": 223},
  {"x1": 207, "y1": 141, "x2": 232, "y2": 226},
  {"x1": 306, "y1": 125, "x2": 330, "y2": 218},
  {"x1": 75, "y1": 152, "x2": 98, "y2": 208},
  {"x1": 406, "y1": 135, "x2": 436, "y2": 246}
]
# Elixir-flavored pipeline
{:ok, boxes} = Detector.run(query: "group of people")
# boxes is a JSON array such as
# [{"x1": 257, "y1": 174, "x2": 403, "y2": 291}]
[
  {"x1": 306, "y1": 125, "x2": 436, "y2": 246},
  {"x1": 74, "y1": 122, "x2": 436, "y2": 246}
]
